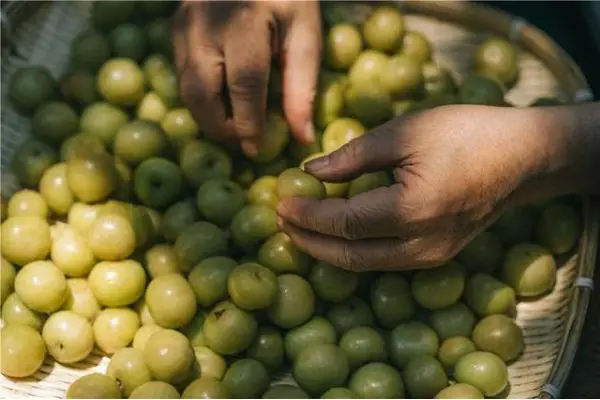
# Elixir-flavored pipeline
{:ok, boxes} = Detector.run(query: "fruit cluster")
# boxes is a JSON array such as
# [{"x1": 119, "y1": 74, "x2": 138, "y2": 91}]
[{"x1": 1, "y1": 1, "x2": 581, "y2": 399}]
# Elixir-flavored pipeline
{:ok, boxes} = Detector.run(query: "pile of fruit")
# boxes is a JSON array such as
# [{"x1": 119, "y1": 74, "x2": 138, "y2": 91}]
[{"x1": 1, "y1": 1, "x2": 582, "y2": 399}]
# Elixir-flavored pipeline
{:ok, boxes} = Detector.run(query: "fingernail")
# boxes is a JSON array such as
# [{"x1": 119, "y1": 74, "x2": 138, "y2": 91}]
[
  {"x1": 242, "y1": 140, "x2": 259, "y2": 158},
  {"x1": 305, "y1": 154, "x2": 330, "y2": 173},
  {"x1": 304, "y1": 121, "x2": 316, "y2": 144}
]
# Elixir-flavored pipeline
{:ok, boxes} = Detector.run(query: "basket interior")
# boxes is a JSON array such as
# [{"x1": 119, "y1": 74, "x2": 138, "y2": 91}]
[{"x1": 0, "y1": 1, "x2": 582, "y2": 399}]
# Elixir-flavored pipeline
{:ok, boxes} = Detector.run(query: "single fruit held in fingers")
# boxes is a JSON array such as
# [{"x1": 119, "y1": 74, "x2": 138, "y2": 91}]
[{"x1": 276, "y1": 168, "x2": 326, "y2": 200}]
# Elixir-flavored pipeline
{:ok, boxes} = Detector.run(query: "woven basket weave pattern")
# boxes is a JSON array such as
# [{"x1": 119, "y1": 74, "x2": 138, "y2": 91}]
[{"x1": 0, "y1": 1, "x2": 596, "y2": 399}]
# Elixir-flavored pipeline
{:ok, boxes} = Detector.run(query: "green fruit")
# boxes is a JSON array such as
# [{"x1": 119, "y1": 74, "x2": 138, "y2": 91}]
[
  {"x1": 60, "y1": 69, "x2": 100, "y2": 105},
  {"x1": 344, "y1": 82, "x2": 393, "y2": 127},
  {"x1": 248, "y1": 176, "x2": 279, "y2": 209},
  {"x1": 536, "y1": 203, "x2": 580, "y2": 254},
  {"x1": 8, "y1": 66, "x2": 56, "y2": 113},
  {"x1": 370, "y1": 272, "x2": 415, "y2": 328},
  {"x1": 326, "y1": 296, "x2": 375, "y2": 335},
  {"x1": 246, "y1": 326, "x2": 284, "y2": 371},
  {"x1": 196, "y1": 179, "x2": 247, "y2": 226},
  {"x1": 458, "y1": 74, "x2": 505, "y2": 106},
  {"x1": 88, "y1": 213, "x2": 136, "y2": 261},
  {"x1": 501, "y1": 243, "x2": 556, "y2": 297},
  {"x1": 67, "y1": 147, "x2": 118, "y2": 203},
  {"x1": 80, "y1": 102, "x2": 129, "y2": 147},
  {"x1": 301, "y1": 153, "x2": 350, "y2": 198},
  {"x1": 146, "y1": 18, "x2": 173, "y2": 57},
  {"x1": 475, "y1": 37, "x2": 518, "y2": 86},
  {"x1": 403, "y1": 355, "x2": 448, "y2": 399},
  {"x1": 97, "y1": 58, "x2": 145, "y2": 106},
  {"x1": 411, "y1": 262, "x2": 465, "y2": 310},
  {"x1": 228, "y1": 263, "x2": 278, "y2": 310},
  {"x1": 437, "y1": 336, "x2": 476, "y2": 373},
  {"x1": 2, "y1": 216, "x2": 51, "y2": 266},
  {"x1": 188, "y1": 256, "x2": 237, "y2": 308},
  {"x1": 144, "y1": 329, "x2": 195, "y2": 385},
  {"x1": 435, "y1": 383, "x2": 484, "y2": 399},
  {"x1": 422, "y1": 62, "x2": 456, "y2": 96},
  {"x1": 174, "y1": 221, "x2": 228, "y2": 271},
  {"x1": 284, "y1": 316, "x2": 337, "y2": 361},
  {"x1": 2, "y1": 293, "x2": 46, "y2": 331},
  {"x1": 66, "y1": 373, "x2": 121, "y2": 399},
  {"x1": 11, "y1": 139, "x2": 58, "y2": 187},
  {"x1": 276, "y1": 167, "x2": 326, "y2": 200},
  {"x1": 348, "y1": 50, "x2": 389, "y2": 88},
  {"x1": 222, "y1": 359, "x2": 270, "y2": 399},
  {"x1": 179, "y1": 140, "x2": 233, "y2": 188},
  {"x1": 348, "y1": 362, "x2": 405, "y2": 399},
  {"x1": 310, "y1": 261, "x2": 359, "y2": 303},
  {"x1": 1, "y1": 259, "x2": 17, "y2": 305},
  {"x1": 362, "y1": 6, "x2": 404, "y2": 52},
  {"x1": 465, "y1": 273, "x2": 517, "y2": 317},
  {"x1": 255, "y1": 155, "x2": 290, "y2": 177},
  {"x1": 454, "y1": 351, "x2": 508, "y2": 397},
  {"x1": 322, "y1": 388, "x2": 359, "y2": 399},
  {"x1": 144, "y1": 243, "x2": 183, "y2": 279},
  {"x1": 472, "y1": 314, "x2": 524, "y2": 362},
  {"x1": 429, "y1": 302, "x2": 476, "y2": 340},
  {"x1": 314, "y1": 75, "x2": 345, "y2": 129},
  {"x1": 129, "y1": 381, "x2": 181, "y2": 399},
  {"x1": 114, "y1": 120, "x2": 167, "y2": 166},
  {"x1": 146, "y1": 273, "x2": 198, "y2": 329},
  {"x1": 340, "y1": 326, "x2": 387, "y2": 370},
  {"x1": 31, "y1": 101, "x2": 79, "y2": 144},
  {"x1": 88, "y1": 260, "x2": 146, "y2": 306},
  {"x1": 180, "y1": 313, "x2": 206, "y2": 347},
  {"x1": 15, "y1": 260, "x2": 66, "y2": 313},
  {"x1": 1, "y1": 324, "x2": 47, "y2": 378},
  {"x1": 134, "y1": 157, "x2": 183, "y2": 209},
  {"x1": 258, "y1": 232, "x2": 313, "y2": 275},
  {"x1": 93, "y1": 308, "x2": 140, "y2": 354},
  {"x1": 193, "y1": 346, "x2": 227, "y2": 380},
  {"x1": 42, "y1": 310, "x2": 94, "y2": 364},
  {"x1": 388, "y1": 321, "x2": 439, "y2": 368},
  {"x1": 322, "y1": 118, "x2": 366, "y2": 154},
  {"x1": 91, "y1": 1, "x2": 135, "y2": 31},
  {"x1": 106, "y1": 347, "x2": 152, "y2": 397},
  {"x1": 231, "y1": 205, "x2": 279, "y2": 252},
  {"x1": 6, "y1": 189, "x2": 48, "y2": 219},
  {"x1": 70, "y1": 30, "x2": 111, "y2": 72},
  {"x1": 382, "y1": 55, "x2": 423, "y2": 98},
  {"x1": 160, "y1": 199, "x2": 200, "y2": 242},
  {"x1": 267, "y1": 274, "x2": 315, "y2": 329},
  {"x1": 204, "y1": 300, "x2": 258, "y2": 355},
  {"x1": 457, "y1": 231, "x2": 504, "y2": 273},
  {"x1": 62, "y1": 278, "x2": 101, "y2": 322},
  {"x1": 110, "y1": 24, "x2": 148, "y2": 62},
  {"x1": 325, "y1": 24, "x2": 363, "y2": 70},
  {"x1": 161, "y1": 108, "x2": 200, "y2": 146},
  {"x1": 262, "y1": 385, "x2": 310, "y2": 399},
  {"x1": 398, "y1": 30, "x2": 432, "y2": 64},
  {"x1": 150, "y1": 66, "x2": 179, "y2": 107},
  {"x1": 347, "y1": 172, "x2": 391, "y2": 197},
  {"x1": 492, "y1": 206, "x2": 535, "y2": 245},
  {"x1": 254, "y1": 112, "x2": 290, "y2": 163},
  {"x1": 293, "y1": 343, "x2": 350, "y2": 396}
]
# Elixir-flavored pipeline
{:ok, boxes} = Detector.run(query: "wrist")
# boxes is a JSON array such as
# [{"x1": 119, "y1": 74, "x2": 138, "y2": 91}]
[{"x1": 512, "y1": 103, "x2": 600, "y2": 204}]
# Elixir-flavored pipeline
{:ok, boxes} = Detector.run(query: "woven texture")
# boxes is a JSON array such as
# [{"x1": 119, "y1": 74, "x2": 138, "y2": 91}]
[{"x1": 0, "y1": 1, "x2": 596, "y2": 399}]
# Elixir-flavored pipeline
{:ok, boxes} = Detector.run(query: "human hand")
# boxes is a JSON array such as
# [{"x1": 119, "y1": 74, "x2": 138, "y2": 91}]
[
  {"x1": 172, "y1": 0, "x2": 321, "y2": 157},
  {"x1": 276, "y1": 105, "x2": 571, "y2": 271}
]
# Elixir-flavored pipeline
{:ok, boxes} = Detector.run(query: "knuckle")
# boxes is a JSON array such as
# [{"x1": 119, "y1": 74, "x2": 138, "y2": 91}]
[
  {"x1": 339, "y1": 244, "x2": 369, "y2": 272},
  {"x1": 229, "y1": 68, "x2": 267, "y2": 100},
  {"x1": 336, "y1": 208, "x2": 365, "y2": 240}
]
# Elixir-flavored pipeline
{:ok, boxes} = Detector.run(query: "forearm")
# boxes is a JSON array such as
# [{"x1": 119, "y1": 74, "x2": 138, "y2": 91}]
[{"x1": 515, "y1": 102, "x2": 600, "y2": 204}]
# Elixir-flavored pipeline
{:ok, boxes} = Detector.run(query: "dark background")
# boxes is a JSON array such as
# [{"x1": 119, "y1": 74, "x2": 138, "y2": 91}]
[{"x1": 481, "y1": 1, "x2": 600, "y2": 96}]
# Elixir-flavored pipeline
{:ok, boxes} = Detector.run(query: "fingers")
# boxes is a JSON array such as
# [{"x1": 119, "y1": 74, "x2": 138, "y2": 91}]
[
  {"x1": 280, "y1": 5, "x2": 322, "y2": 145},
  {"x1": 224, "y1": 15, "x2": 273, "y2": 158},
  {"x1": 279, "y1": 219, "x2": 434, "y2": 271},
  {"x1": 178, "y1": 9, "x2": 236, "y2": 142},
  {"x1": 304, "y1": 120, "x2": 405, "y2": 182},
  {"x1": 277, "y1": 185, "x2": 414, "y2": 240}
]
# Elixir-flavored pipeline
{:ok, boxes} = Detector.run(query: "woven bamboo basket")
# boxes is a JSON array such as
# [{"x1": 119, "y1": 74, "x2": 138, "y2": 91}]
[{"x1": 0, "y1": 1, "x2": 598, "y2": 399}]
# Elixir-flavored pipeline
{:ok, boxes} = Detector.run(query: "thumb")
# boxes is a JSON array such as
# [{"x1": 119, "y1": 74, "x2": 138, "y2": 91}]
[
  {"x1": 304, "y1": 121, "x2": 403, "y2": 182},
  {"x1": 281, "y1": 8, "x2": 321, "y2": 145}
]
